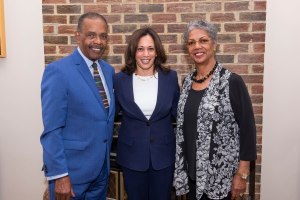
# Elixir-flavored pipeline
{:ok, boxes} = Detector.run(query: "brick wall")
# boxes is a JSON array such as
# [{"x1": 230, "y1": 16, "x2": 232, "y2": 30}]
[{"x1": 42, "y1": 0, "x2": 265, "y2": 199}]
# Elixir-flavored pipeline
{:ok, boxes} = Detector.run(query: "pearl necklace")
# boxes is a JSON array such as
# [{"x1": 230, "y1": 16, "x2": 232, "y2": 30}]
[{"x1": 134, "y1": 73, "x2": 155, "y2": 81}]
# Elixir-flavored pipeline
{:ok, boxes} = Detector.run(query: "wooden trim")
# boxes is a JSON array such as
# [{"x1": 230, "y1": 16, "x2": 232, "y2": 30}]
[{"x1": 0, "y1": 0, "x2": 6, "y2": 57}]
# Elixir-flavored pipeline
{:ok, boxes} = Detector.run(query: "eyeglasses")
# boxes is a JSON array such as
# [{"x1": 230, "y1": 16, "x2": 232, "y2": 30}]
[
  {"x1": 85, "y1": 32, "x2": 109, "y2": 41},
  {"x1": 187, "y1": 38, "x2": 211, "y2": 47}
]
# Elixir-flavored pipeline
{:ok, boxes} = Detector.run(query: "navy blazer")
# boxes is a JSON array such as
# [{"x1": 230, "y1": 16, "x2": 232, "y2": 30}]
[
  {"x1": 114, "y1": 69, "x2": 179, "y2": 171},
  {"x1": 40, "y1": 49, "x2": 115, "y2": 184}
]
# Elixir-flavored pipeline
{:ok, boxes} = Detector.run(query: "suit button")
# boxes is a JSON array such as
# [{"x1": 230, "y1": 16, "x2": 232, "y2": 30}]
[
  {"x1": 146, "y1": 122, "x2": 150, "y2": 126},
  {"x1": 104, "y1": 139, "x2": 107, "y2": 143},
  {"x1": 150, "y1": 138, "x2": 154, "y2": 143}
]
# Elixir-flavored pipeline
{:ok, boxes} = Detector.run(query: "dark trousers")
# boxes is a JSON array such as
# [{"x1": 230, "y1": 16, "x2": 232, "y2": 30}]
[
  {"x1": 122, "y1": 163, "x2": 174, "y2": 200},
  {"x1": 48, "y1": 159, "x2": 108, "y2": 200},
  {"x1": 187, "y1": 178, "x2": 231, "y2": 200}
]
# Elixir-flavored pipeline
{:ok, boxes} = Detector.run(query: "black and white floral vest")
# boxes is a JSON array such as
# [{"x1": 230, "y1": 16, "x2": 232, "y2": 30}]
[{"x1": 174, "y1": 63, "x2": 240, "y2": 199}]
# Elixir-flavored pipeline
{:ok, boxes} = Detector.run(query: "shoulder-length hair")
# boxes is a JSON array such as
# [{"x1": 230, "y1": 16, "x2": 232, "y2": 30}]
[{"x1": 122, "y1": 27, "x2": 169, "y2": 74}]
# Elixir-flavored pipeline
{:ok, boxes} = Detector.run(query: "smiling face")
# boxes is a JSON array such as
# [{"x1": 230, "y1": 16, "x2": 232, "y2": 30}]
[
  {"x1": 187, "y1": 28, "x2": 217, "y2": 66},
  {"x1": 75, "y1": 18, "x2": 108, "y2": 61},
  {"x1": 135, "y1": 34, "x2": 157, "y2": 75}
]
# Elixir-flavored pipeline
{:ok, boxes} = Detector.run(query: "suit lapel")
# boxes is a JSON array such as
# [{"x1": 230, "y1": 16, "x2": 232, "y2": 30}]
[
  {"x1": 149, "y1": 70, "x2": 165, "y2": 121},
  {"x1": 123, "y1": 73, "x2": 149, "y2": 121},
  {"x1": 72, "y1": 50, "x2": 107, "y2": 112}
]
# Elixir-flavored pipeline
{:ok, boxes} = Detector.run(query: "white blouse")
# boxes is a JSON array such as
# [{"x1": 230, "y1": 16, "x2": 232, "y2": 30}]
[{"x1": 133, "y1": 72, "x2": 158, "y2": 120}]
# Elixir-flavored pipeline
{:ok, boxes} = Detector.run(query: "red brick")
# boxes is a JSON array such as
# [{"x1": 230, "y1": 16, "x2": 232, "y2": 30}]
[
  {"x1": 223, "y1": 44, "x2": 249, "y2": 53},
  {"x1": 43, "y1": 15, "x2": 67, "y2": 24},
  {"x1": 167, "y1": 55, "x2": 177, "y2": 64},
  {"x1": 111, "y1": 4, "x2": 136, "y2": 13},
  {"x1": 181, "y1": 13, "x2": 207, "y2": 23},
  {"x1": 254, "y1": 1, "x2": 267, "y2": 10},
  {"x1": 240, "y1": 12, "x2": 266, "y2": 21},
  {"x1": 169, "y1": 44, "x2": 186, "y2": 54},
  {"x1": 216, "y1": 55, "x2": 234, "y2": 63},
  {"x1": 70, "y1": 0, "x2": 93, "y2": 3},
  {"x1": 84, "y1": 5, "x2": 108, "y2": 13},
  {"x1": 69, "y1": 15, "x2": 80, "y2": 24},
  {"x1": 58, "y1": 25, "x2": 77, "y2": 34},
  {"x1": 42, "y1": 0, "x2": 66, "y2": 3},
  {"x1": 253, "y1": 105, "x2": 263, "y2": 115},
  {"x1": 58, "y1": 45, "x2": 76, "y2": 54},
  {"x1": 44, "y1": 46, "x2": 57, "y2": 54},
  {"x1": 252, "y1": 65, "x2": 264, "y2": 74},
  {"x1": 108, "y1": 35, "x2": 123, "y2": 44},
  {"x1": 43, "y1": 25, "x2": 55, "y2": 34},
  {"x1": 153, "y1": 0, "x2": 173, "y2": 2},
  {"x1": 224, "y1": 23, "x2": 250, "y2": 32},
  {"x1": 126, "y1": 0, "x2": 150, "y2": 2},
  {"x1": 105, "y1": 55, "x2": 122, "y2": 64},
  {"x1": 252, "y1": 23, "x2": 266, "y2": 32},
  {"x1": 140, "y1": 24, "x2": 164, "y2": 33},
  {"x1": 158, "y1": 35, "x2": 177, "y2": 44},
  {"x1": 112, "y1": 24, "x2": 137, "y2": 34},
  {"x1": 113, "y1": 45, "x2": 127, "y2": 54},
  {"x1": 124, "y1": 14, "x2": 149, "y2": 23},
  {"x1": 167, "y1": 24, "x2": 186, "y2": 34},
  {"x1": 210, "y1": 13, "x2": 235, "y2": 22},
  {"x1": 240, "y1": 33, "x2": 265, "y2": 42},
  {"x1": 223, "y1": 64, "x2": 249, "y2": 74},
  {"x1": 224, "y1": 1, "x2": 249, "y2": 11},
  {"x1": 250, "y1": 95, "x2": 263, "y2": 104},
  {"x1": 96, "y1": 0, "x2": 121, "y2": 3},
  {"x1": 42, "y1": 5, "x2": 54, "y2": 14},
  {"x1": 253, "y1": 43, "x2": 265, "y2": 53},
  {"x1": 251, "y1": 85, "x2": 264, "y2": 95},
  {"x1": 167, "y1": 3, "x2": 193, "y2": 13},
  {"x1": 103, "y1": 15, "x2": 121, "y2": 24},
  {"x1": 139, "y1": 4, "x2": 164, "y2": 13},
  {"x1": 44, "y1": 36, "x2": 68, "y2": 45},
  {"x1": 152, "y1": 14, "x2": 176, "y2": 23},
  {"x1": 57, "y1": 5, "x2": 81, "y2": 14},
  {"x1": 217, "y1": 34, "x2": 237, "y2": 43},
  {"x1": 238, "y1": 54, "x2": 264, "y2": 64},
  {"x1": 241, "y1": 75, "x2": 263, "y2": 84},
  {"x1": 195, "y1": 2, "x2": 222, "y2": 12}
]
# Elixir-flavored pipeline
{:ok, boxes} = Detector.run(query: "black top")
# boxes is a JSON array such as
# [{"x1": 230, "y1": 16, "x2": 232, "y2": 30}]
[{"x1": 183, "y1": 72, "x2": 256, "y2": 180}]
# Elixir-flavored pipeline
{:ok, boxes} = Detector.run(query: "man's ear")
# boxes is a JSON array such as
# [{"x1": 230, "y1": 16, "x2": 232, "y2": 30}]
[{"x1": 75, "y1": 31, "x2": 80, "y2": 43}]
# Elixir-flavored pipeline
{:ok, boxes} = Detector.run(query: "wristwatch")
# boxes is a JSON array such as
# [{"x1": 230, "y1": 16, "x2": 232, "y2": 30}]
[{"x1": 236, "y1": 172, "x2": 249, "y2": 180}]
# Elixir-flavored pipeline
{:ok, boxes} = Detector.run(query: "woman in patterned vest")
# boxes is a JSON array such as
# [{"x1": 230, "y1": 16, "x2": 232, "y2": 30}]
[{"x1": 173, "y1": 20, "x2": 257, "y2": 200}]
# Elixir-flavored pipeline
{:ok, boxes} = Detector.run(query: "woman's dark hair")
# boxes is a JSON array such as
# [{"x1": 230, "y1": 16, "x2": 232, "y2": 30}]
[{"x1": 122, "y1": 27, "x2": 169, "y2": 74}]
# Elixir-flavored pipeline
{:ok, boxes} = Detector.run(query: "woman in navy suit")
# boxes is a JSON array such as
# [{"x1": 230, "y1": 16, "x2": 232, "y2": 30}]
[{"x1": 114, "y1": 27, "x2": 179, "y2": 200}]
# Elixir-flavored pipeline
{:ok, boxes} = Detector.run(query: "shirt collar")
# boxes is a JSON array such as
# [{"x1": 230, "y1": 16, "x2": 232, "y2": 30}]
[{"x1": 77, "y1": 47, "x2": 99, "y2": 68}]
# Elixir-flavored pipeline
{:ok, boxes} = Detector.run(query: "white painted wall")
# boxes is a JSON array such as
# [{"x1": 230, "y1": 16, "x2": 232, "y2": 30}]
[
  {"x1": 261, "y1": 0, "x2": 300, "y2": 199},
  {"x1": 0, "y1": 0, "x2": 46, "y2": 199}
]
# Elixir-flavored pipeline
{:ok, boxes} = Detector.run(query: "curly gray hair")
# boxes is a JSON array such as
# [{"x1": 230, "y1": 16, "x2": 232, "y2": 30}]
[{"x1": 183, "y1": 20, "x2": 218, "y2": 44}]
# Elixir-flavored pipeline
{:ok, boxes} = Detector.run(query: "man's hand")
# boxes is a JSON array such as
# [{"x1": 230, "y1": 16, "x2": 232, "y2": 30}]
[{"x1": 55, "y1": 176, "x2": 75, "y2": 200}]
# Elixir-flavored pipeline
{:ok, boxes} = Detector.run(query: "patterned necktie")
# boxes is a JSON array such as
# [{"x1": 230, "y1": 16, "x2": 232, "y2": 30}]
[{"x1": 92, "y1": 62, "x2": 109, "y2": 111}]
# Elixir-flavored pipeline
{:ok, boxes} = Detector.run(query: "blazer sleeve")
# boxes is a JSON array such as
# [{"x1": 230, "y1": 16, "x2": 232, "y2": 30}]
[
  {"x1": 40, "y1": 64, "x2": 69, "y2": 177},
  {"x1": 171, "y1": 71, "x2": 180, "y2": 120},
  {"x1": 229, "y1": 73, "x2": 257, "y2": 161}
]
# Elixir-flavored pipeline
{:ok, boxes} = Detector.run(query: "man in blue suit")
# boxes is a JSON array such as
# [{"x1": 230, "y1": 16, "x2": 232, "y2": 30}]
[{"x1": 40, "y1": 12, "x2": 115, "y2": 200}]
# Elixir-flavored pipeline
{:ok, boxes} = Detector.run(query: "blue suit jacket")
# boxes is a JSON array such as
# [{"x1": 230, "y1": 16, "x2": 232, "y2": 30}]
[
  {"x1": 114, "y1": 69, "x2": 179, "y2": 171},
  {"x1": 40, "y1": 49, "x2": 115, "y2": 184}
]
